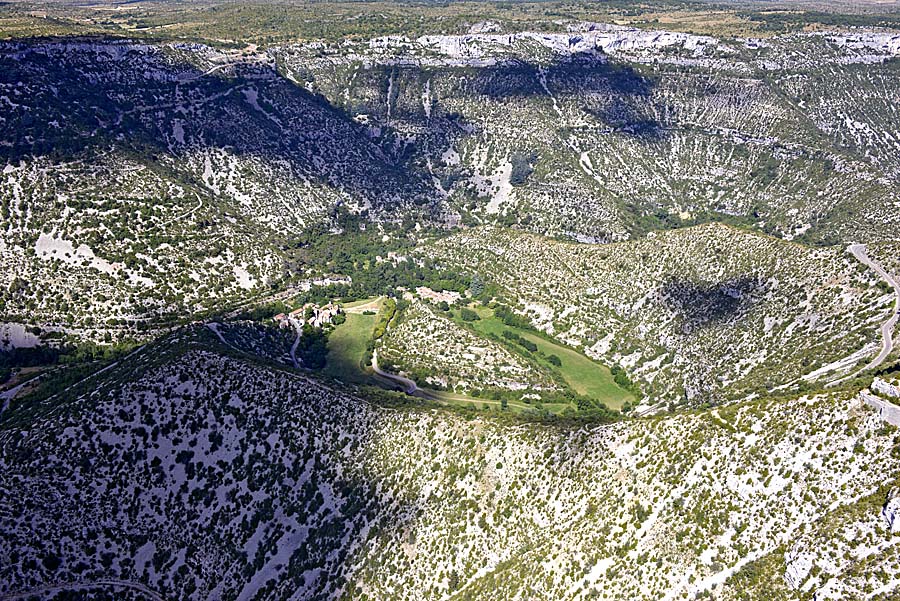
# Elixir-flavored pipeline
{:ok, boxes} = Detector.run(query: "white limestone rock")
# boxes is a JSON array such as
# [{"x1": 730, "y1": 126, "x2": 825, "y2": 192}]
[{"x1": 784, "y1": 544, "x2": 814, "y2": 589}]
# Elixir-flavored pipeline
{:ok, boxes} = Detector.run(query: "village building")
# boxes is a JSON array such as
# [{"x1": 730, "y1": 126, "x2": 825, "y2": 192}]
[{"x1": 276, "y1": 303, "x2": 343, "y2": 329}]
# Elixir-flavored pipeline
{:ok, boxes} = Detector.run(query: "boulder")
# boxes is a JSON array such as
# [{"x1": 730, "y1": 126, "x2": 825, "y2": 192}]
[{"x1": 883, "y1": 487, "x2": 900, "y2": 533}]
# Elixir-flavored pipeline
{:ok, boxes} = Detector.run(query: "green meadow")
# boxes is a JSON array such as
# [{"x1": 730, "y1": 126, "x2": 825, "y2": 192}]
[{"x1": 452, "y1": 306, "x2": 635, "y2": 410}]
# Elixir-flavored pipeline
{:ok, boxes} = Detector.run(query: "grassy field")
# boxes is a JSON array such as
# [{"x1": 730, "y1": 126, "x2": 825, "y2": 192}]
[
  {"x1": 415, "y1": 388, "x2": 579, "y2": 417},
  {"x1": 326, "y1": 297, "x2": 632, "y2": 414},
  {"x1": 342, "y1": 297, "x2": 383, "y2": 311},
  {"x1": 418, "y1": 388, "x2": 541, "y2": 413},
  {"x1": 324, "y1": 311, "x2": 379, "y2": 384},
  {"x1": 452, "y1": 306, "x2": 635, "y2": 410}
]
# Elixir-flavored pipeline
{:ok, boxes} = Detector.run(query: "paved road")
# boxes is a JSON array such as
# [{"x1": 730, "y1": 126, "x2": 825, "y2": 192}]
[
  {"x1": 860, "y1": 390, "x2": 900, "y2": 426},
  {"x1": 288, "y1": 317, "x2": 303, "y2": 368},
  {"x1": 0, "y1": 380, "x2": 29, "y2": 414},
  {"x1": 371, "y1": 349, "x2": 417, "y2": 394},
  {"x1": 0, "y1": 579, "x2": 164, "y2": 601},
  {"x1": 824, "y1": 244, "x2": 900, "y2": 387},
  {"x1": 849, "y1": 244, "x2": 900, "y2": 373},
  {"x1": 370, "y1": 350, "x2": 535, "y2": 410}
]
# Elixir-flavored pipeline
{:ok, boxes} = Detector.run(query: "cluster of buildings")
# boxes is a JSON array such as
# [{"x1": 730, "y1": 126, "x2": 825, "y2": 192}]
[{"x1": 274, "y1": 302, "x2": 342, "y2": 329}]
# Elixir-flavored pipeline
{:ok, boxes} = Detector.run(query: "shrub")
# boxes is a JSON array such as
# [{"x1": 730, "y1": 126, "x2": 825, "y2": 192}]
[
  {"x1": 509, "y1": 150, "x2": 538, "y2": 186},
  {"x1": 460, "y1": 308, "x2": 480, "y2": 322}
]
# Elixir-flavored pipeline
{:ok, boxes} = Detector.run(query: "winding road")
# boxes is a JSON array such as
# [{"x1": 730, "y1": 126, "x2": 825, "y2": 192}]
[
  {"x1": 288, "y1": 317, "x2": 303, "y2": 369},
  {"x1": 827, "y1": 244, "x2": 900, "y2": 386},
  {"x1": 371, "y1": 349, "x2": 417, "y2": 394},
  {"x1": 849, "y1": 244, "x2": 900, "y2": 371},
  {"x1": 0, "y1": 579, "x2": 163, "y2": 601},
  {"x1": 370, "y1": 350, "x2": 535, "y2": 410},
  {"x1": 0, "y1": 380, "x2": 29, "y2": 414},
  {"x1": 156, "y1": 193, "x2": 203, "y2": 229}
]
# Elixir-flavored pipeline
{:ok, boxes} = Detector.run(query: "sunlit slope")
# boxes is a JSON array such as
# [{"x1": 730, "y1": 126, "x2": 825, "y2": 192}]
[
  {"x1": 423, "y1": 224, "x2": 892, "y2": 407},
  {"x1": 0, "y1": 330, "x2": 897, "y2": 600}
]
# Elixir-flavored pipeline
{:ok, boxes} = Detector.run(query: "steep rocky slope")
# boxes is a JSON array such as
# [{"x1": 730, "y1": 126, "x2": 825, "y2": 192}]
[
  {"x1": 278, "y1": 27, "x2": 900, "y2": 243},
  {"x1": 2, "y1": 8, "x2": 900, "y2": 601},
  {"x1": 423, "y1": 224, "x2": 893, "y2": 406},
  {"x1": 2, "y1": 25, "x2": 899, "y2": 342},
  {"x1": 0, "y1": 40, "x2": 444, "y2": 339},
  {"x1": 0, "y1": 330, "x2": 898, "y2": 600}
]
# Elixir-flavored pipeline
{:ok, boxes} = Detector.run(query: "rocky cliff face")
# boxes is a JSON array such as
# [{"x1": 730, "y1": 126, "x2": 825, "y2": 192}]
[
  {"x1": 385, "y1": 24, "x2": 720, "y2": 60},
  {"x1": 276, "y1": 24, "x2": 900, "y2": 244}
]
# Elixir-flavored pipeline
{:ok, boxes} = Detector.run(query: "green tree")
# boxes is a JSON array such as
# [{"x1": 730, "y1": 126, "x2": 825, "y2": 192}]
[
  {"x1": 470, "y1": 273, "x2": 484, "y2": 298},
  {"x1": 460, "y1": 308, "x2": 480, "y2": 322}
]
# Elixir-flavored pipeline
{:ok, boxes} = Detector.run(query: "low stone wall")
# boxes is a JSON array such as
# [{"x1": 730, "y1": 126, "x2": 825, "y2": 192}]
[{"x1": 861, "y1": 391, "x2": 900, "y2": 427}]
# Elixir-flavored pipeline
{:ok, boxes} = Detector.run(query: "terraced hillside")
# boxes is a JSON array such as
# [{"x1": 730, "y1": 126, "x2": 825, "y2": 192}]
[
  {"x1": 1, "y1": 330, "x2": 898, "y2": 600},
  {"x1": 424, "y1": 224, "x2": 894, "y2": 407},
  {"x1": 278, "y1": 28, "x2": 900, "y2": 243},
  {"x1": 0, "y1": 39, "x2": 443, "y2": 341},
  {"x1": 2, "y1": 25, "x2": 899, "y2": 345}
]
